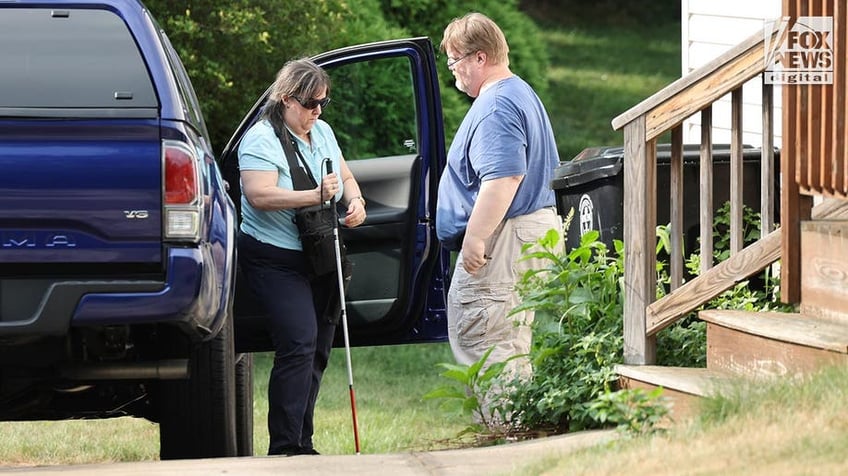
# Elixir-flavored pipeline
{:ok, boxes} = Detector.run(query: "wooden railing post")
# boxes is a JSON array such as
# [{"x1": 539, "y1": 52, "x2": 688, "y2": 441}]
[
  {"x1": 623, "y1": 115, "x2": 657, "y2": 365},
  {"x1": 730, "y1": 87, "x2": 744, "y2": 255},
  {"x1": 700, "y1": 107, "x2": 715, "y2": 273},
  {"x1": 761, "y1": 83, "x2": 775, "y2": 234},
  {"x1": 669, "y1": 126, "x2": 684, "y2": 290}
]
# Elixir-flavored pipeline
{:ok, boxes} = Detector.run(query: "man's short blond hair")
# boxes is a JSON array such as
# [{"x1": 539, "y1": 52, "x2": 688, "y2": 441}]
[{"x1": 440, "y1": 12, "x2": 510, "y2": 66}]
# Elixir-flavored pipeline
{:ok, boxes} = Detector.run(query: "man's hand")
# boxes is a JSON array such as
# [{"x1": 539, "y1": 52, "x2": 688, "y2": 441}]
[
  {"x1": 460, "y1": 175, "x2": 523, "y2": 274},
  {"x1": 461, "y1": 232, "x2": 488, "y2": 274}
]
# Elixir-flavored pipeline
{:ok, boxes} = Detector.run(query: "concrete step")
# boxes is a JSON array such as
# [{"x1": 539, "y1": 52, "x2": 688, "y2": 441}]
[{"x1": 700, "y1": 309, "x2": 848, "y2": 379}]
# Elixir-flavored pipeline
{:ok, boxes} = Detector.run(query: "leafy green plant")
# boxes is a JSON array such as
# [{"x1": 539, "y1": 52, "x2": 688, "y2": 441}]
[
  {"x1": 656, "y1": 318, "x2": 707, "y2": 367},
  {"x1": 427, "y1": 225, "x2": 679, "y2": 440},
  {"x1": 502, "y1": 230, "x2": 626, "y2": 434},
  {"x1": 586, "y1": 387, "x2": 670, "y2": 435},
  {"x1": 422, "y1": 346, "x2": 514, "y2": 438},
  {"x1": 710, "y1": 201, "x2": 765, "y2": 262}
]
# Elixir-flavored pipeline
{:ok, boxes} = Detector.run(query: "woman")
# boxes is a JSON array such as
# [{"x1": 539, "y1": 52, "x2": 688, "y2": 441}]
[{"x1": 237, "y1": 58, "x2": 366, "y2": 456}]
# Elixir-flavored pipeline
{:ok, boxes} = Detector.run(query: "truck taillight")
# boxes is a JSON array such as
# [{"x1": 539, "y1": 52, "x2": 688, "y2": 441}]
[
  {"x1": 163, "y1": 141, "x2": 202, "y2": 242},
  {"x1": 165, "y1": 146, "x2": 197, "y2": 205}
]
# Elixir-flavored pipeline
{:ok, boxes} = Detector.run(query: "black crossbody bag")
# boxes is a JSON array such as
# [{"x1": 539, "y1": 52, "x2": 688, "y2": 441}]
[{"x1": 273, "y1": 124, "x2": 350, "y2": 281}]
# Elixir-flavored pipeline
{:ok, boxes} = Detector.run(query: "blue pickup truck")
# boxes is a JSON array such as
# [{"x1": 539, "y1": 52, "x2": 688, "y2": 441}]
[{"x1": 0, "y1": 0, "x2": 450, "y2": 460}]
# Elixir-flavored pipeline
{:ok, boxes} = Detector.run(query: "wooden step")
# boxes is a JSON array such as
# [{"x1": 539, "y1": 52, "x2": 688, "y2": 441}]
[
  {"x1": 801, "y1": 220, "x2": 848, "y2": 325},
  {"x1": 700, "y1": 309, "x2": 848, "y2": 379},
  {"x1": 615, "y1": 365, "x2": 732, "y2": 422}
]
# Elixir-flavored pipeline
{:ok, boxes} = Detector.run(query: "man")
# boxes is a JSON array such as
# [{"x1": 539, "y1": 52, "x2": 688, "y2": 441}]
[{"x1": 436, "y1": 12, "x2": 563, "y2": 381}]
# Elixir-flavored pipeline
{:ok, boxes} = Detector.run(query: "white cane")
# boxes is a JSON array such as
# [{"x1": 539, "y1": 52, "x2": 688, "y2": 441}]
[{"x1": 326, "y1": 160, "x2": 361, "y2": 455}]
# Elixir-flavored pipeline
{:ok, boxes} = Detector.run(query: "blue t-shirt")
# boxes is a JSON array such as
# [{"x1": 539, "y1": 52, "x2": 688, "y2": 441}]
[
  {"x1": 238, "y1": 119, "x2": 343, "y2": 250},
  {"x1": 436, "y1": 75, "x2": 559, "y2": 250}
]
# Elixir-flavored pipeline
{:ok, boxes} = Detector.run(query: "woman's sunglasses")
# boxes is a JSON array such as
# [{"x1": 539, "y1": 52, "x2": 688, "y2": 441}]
[{"x1": 293, "y1": 96, "x2": 331, "y2": 110}]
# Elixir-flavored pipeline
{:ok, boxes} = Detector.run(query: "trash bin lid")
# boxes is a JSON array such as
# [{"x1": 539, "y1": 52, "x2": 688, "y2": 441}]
[
  {"x1": 551, "y1": 146, "x2": 623, "y2": 190},
  {"x1": 550, "y1": 143, "x2": 772, "y2": 190}
]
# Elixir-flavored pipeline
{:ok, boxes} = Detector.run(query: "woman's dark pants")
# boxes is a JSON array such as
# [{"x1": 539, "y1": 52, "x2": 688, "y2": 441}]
[{"x1": 238, "y1": 233, "x2": 337, "y2": 456}]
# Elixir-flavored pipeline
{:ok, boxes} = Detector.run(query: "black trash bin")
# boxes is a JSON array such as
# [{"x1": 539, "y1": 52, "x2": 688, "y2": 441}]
[
  {"x1": 550, "y1": 147, "x2": 624, "y2": 253},
  {"x1": 550, "y1": 144, "x2": 780, "y2": 255}
]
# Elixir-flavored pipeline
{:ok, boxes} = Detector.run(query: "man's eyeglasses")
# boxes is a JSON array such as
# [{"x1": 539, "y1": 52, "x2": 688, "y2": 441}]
[
  {"x1": 446, "y1": 52, "x2": 473, "y2": 69},
  {"x1": 294, "y1": 96, "x2": 331, "y2": 110}
]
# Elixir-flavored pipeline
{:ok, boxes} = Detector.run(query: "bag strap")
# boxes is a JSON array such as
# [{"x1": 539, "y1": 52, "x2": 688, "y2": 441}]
[{"x1": 272, "y1": 122, "x2": 317, "y2": 191}]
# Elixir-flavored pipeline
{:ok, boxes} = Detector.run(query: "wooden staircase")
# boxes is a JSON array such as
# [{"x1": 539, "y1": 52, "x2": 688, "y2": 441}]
[
  {"x1": 617, "y1": 219, "x2": 848, "y2": 421},
  {"x1": 609, "y1": 0, "x2": 848, "y2": 423}
]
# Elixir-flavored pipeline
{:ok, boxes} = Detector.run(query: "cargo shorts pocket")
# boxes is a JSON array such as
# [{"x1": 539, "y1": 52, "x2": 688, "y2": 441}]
[
  {"x1": 454, "y1": 285, "x2": 514, "y2": 350},
  {"x1": 513, "y1": 222, "x2": 555, "y2": 245}
]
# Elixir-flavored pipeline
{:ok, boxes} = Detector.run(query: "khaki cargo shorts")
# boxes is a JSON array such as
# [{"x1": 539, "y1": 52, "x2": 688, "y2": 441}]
[{"x1": 447, "y1": 207, "x2": 563, "y2": 380}]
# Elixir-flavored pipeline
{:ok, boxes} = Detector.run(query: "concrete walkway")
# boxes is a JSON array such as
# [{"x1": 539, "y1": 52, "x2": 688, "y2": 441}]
[{"x1": 2, "y1": 430, "x2": 615, "y2": 475}]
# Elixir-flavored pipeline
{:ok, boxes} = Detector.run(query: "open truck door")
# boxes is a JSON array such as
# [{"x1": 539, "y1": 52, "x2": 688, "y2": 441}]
[{"x1": 220, "y1": 37, "x2": 451, "y2": 351}]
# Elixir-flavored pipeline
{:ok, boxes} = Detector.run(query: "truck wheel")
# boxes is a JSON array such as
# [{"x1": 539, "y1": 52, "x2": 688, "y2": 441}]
[
  {"x1": 158, "y1": 317, "x2": 237, "y2": 460},
  {"x1": 235, "y1": 352, "x2": 254, "y2": 456}
]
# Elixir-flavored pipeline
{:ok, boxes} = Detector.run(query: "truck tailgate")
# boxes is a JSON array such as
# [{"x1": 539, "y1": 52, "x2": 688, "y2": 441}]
[{"x1": 0, "y1": 120, "x2": 162, "y2": 268}]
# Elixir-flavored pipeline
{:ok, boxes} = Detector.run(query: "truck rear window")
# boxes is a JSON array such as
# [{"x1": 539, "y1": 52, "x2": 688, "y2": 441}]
[{"x1": 0, "y1": 8, "x2": 157, "y2": 110}]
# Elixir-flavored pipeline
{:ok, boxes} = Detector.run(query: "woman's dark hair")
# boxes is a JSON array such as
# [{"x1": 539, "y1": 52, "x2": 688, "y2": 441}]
[{"x1": 261, "y1": 58, "x2": 331, "y2": 129}]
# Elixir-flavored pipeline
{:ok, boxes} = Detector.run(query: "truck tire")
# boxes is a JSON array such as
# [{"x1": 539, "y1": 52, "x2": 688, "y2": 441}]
[
  {"x1": 235, "y1": 352, "x2": 254, "y2": 456},
  {"x1": 158, "y1": 317, "x2": 238, "y2": 460}
]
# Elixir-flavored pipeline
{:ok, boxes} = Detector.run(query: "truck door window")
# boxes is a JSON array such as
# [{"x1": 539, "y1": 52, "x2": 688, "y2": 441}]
[{"x1": 319, "y1": 56, "x2": 417, "y2": 160}]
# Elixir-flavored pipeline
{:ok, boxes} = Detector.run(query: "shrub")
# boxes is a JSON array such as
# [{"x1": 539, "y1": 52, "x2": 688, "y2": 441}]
[{"x1": 503, "y1": 230, "x2": 629, "y2": 432}]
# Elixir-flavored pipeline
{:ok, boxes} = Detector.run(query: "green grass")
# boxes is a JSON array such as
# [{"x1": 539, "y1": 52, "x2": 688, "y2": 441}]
[
  {"x1": 510, "y1": 365, "x2": 848, "y2": 475},
  {"x1": 8, "y1": 358, "x2": 848, "y2": 473},
  {"x1": 542, "y1": 22, "x2": 680, "y2": 160},
  {"x1": 0, "y1": 418, "x2": 159, "y2": 466},
  {"x1": 0, "y1": 343, "x2": 465, "y2": 465},
  {"x1": 253, "y1": 343, "x2": 468, "y2": 455}
]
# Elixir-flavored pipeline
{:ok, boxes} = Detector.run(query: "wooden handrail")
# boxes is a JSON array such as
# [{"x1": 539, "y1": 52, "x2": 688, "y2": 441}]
[
  {"x1": 647, "y1": 230, "x2": 781, "y2": 335},
  {"x1": 646, "y1": 199, "x2": 848, "y2": 335}
]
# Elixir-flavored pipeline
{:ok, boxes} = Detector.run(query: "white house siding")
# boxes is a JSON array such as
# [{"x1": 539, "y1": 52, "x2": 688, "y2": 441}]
[{"x1": 681, "y1": 0, "x2": 782, "y2": 148}]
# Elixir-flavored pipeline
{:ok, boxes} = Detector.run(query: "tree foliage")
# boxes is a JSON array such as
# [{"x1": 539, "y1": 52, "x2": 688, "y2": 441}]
[
  {"x1": 379, "y1": 0, "x2": 551, "y2": 141},
  {"x1": 144, "y1": 0, "x2": 396, "y2": 153},
  {"x1": 142, "y1": 0, "x2": 550, "y2": 155}
]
